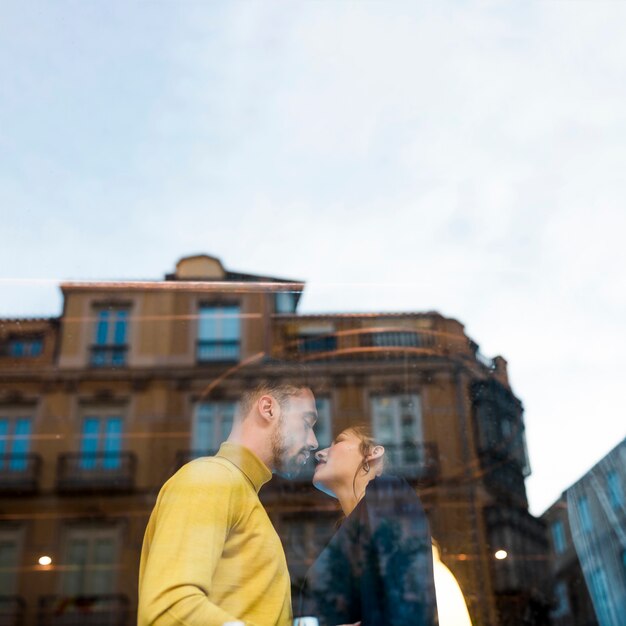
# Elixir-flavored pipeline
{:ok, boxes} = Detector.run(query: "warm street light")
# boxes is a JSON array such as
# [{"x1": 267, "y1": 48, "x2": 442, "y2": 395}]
[
  {"x1": 38, "y1": 556, "x2": 52, "y2": 566},
  {"x1": 494, "y1": 550, "x2": 508, "y2": 560}
]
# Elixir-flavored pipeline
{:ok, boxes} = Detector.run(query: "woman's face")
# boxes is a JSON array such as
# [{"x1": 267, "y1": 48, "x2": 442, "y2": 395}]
[{"x1": 313, "y1": 429, "x2": 364, "y2": 496}]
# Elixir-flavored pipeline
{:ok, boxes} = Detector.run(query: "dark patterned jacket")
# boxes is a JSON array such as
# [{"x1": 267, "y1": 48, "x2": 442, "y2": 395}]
[{"x1": 298, "y1": 475, "x2": 439, "y2": 626}]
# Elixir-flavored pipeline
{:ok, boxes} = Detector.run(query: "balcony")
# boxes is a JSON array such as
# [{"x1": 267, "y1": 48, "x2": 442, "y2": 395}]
[
  {"x1": 284, "y1": 327, "x2": 470, "y2": 361},
  {"x1": 56, "y1": 453, "x2": 136, "y2": 494},
  {"x1": 0, "y1": 596, "x2": 26, "y2": 626},
  {"x1": 295, "y1": 334, "x2": 338, "y2": 354},
  {"x1": 0, "y1": 454, "x2": 42, "y2": 495},
  {"x1": 37, "y1": 595, "x2": 129, "y2": 626},
  {"x1": 89, "y1": 345, "x2": 127, "y2": 368},
  {"x1": 196, "y1": 340, "x2": 240, "y2": 363}
]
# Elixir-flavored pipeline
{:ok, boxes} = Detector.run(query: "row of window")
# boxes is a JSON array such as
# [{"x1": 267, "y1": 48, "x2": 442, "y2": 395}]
[
  {"x1": 0, "y1": 394, "x2": 425, "y2": 473},
  {"x1": 4, "y1": 296, "x2": 300, "y2": 364},
  {"x1": 0, "y1": 524, "x2": 122, "y2": 596},
  {"x1": 550, "y1": 476, "x2": 625, "y2": 553},
  {"x1": 2, "y1": 336, "x2": 44, "y2": 357},
  {"x1": 552, "y1": 552, "x2": 626, "y2": 622},
  {"x1": 92, "y1": 305, "x2": 242, "y2": 366}
]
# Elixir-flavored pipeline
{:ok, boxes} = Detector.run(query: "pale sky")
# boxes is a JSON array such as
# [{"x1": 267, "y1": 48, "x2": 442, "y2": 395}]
[{"x1": 1, "y1": 1, "x2": 625, "y2": 515}]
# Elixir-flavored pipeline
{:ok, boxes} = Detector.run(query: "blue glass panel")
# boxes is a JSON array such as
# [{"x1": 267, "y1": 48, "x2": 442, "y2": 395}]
[
  {"x1": 80, "y1": 418, "x2": 100, "y2": 469},
  {"x1": 103, "y1": 418, "x2": 122, "y2": 469},
  {"x1": 221, "y1": 306, "x2": 240, "y2": 340},
  {"x1": 113, "y1": 311, "x2": 128, "y2": 345},
  {"x1": 9, "y1": 341, "x2": 24, "y2": 357},
  {"x1": 608, "y1": 471, "x2": 622, "y2": 509},
  {"x1": 96, "y1": 311, "x2": 110, "y2": 345},
  {"x1": 589, "y1": 568, "x2": 611, "y2": 624},
  {"x1": 9, "y1": 419, "x2": 31, "y2": 471},
  {"x1": 195, "y1": 404, "x2": 214, "y2": 451},
  {"x1": 551, "y1": 520, "x2": 566, "y2": 554},
  {"x1": 276, "y1": 292, "x2": 296, "y2": 314},
  {"x1": 578, "y1": 496, "x2": 593, "y2": 532},
  {"x1": 219, "y1": 404, "x2": 235, "y2": 444},
  {"x1": 198, "y1": 307, "x2": 218, "y2": 340},
  {"x1": 315, "y1": 397, "x2": 332, "y2": 448},
  {"x1": 0, "y1": 420, "x2": 7, "y2": 468},
  {"x1": 30, "y1": 339, "x2": 43, "y2": 356}
]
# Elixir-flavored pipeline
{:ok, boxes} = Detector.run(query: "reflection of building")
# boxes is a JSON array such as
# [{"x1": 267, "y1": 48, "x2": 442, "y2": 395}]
[
  {"x1": 0, "y1": 254, "x2": 550, "y2": 626},
  {"x1": 542, "y1": 438, "x2": 626, "y2": 626}
]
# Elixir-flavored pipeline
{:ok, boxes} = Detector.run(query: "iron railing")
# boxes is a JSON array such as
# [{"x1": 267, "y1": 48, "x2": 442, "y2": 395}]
[
  {"x1": 89, "y1": 345, "x2": 127, "y2": 367},
  {"x1": 56, "y1": 453, "x2": 136, "y2": 494},
  {"x1": 0, "y1": 454, "x2": 41, "y2": 495},
  {"x1": 37, "y1": 595, "x2": 129, "y2": 626},
  {"x1": 196, "y1": 340, "x2": 240, "y2": 362},
  {"x1": 0, "y1": 596, "x2": 26, "y2": 626}
]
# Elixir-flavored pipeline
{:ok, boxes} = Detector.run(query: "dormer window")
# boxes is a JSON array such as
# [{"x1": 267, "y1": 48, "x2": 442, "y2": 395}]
[
  {"x1": 5, "y1": 336, "x2": 43, "y2": 357},
  {"x1": 90, "y1": 308, "x2": 129, "y2": 367}
]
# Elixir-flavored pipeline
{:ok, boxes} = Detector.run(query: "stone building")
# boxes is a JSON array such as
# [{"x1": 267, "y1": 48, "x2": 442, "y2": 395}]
[{"x1": 0, "y1": 254, "x2": 550, "y2": 626}]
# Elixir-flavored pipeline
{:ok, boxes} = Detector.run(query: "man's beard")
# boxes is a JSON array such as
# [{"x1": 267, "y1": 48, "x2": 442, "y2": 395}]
[{"x1": 271, "y1": 416, "x2": 306, "y2": 479}]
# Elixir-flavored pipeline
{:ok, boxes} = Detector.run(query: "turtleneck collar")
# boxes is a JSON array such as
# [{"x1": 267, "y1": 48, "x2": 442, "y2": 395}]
[{"x1": 216, "y1": 442, "x2": 272, "y2": 493}]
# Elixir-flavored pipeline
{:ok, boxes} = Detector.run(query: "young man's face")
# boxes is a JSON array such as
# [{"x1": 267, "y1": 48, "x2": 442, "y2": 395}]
[{"x1": 271, "y1": 388, "x2": 319, "y2": 478}]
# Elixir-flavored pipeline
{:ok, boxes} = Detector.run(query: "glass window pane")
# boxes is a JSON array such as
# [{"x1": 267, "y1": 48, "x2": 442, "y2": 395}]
[
  {"x1": 551, "y1": 520, "x2": 566, "y2": 554},
  {"x1": 608, "y1": 471, "x2": 622, "y2": 509},
  {"x1": 9, "y1": 341, "x2": 23, "y2": 357},
  {"x1": 219, "y1": 404, "x2": 235, "y2": 444},
  {"x1": 221, "y1": 306, "x2": 240, "y2": 340},
  {"x1": 194, "y1": 404, "x2": 214, "y2": 451},
  {"x1": 113, "y1": 310, "x2": 128, "y2": 345},
  {"x1": 64, "y1": 538, "x2": 88, "y2": 595},
  {"x1": 578, "y1": 496, "x2": 592, "y2": 532},
  {"x1": 30, "y1": 338, "x2": 43, "y2": 356},
  {"x1": 95, "y1": 311, "x2": 110, "y2": 345},
  {"x1": 91, "y1": 538, "x2": 115, "y2": 594},
  {"x1": 9, "y1": 419, "x2": 31, "y2": 471},
  {"x1": 198, "y1": 307, "x2": 218, "y2": 340},
  {"x1": 197, "y1": 306, "x2": 240, "y2": 360},
  {"x1": 81, "y1": 418, "x2": 100, "y2": 469},
  {"x1": 0, "y1": 540, "x2": 18, "y2": 595},
  {"x1": 94, "y1": 537, "x2": 114, "y2": 564},
  {"x1": 0, "y1": 419, "x2": 8, "y2": 462},
  {"x1": 103, "y1": 418, "x2": 123, "y2": 469},
  {"x1": 315, "y1": 397, "x2": 332, "y2": 449},
  {"x1": 589, "y1": 568, "x2": 611, "y2": 624}
]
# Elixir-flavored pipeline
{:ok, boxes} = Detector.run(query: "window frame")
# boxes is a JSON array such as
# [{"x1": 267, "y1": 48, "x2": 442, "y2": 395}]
[
  {"x1": 192, "y1": 401, "x2": 237, "y2": 453},
  {"x1": 59, "y1": 524, "x2": 121, "y2": 596},
  {"x1": 90, "y1": 304, "x2": 131, "y2": 367},
  {"x1": 196, "y1": 303, "x2": 241, "y2": 362}
]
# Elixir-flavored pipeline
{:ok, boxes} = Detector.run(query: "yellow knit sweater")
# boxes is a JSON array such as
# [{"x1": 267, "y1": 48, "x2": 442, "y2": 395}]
[{"x1": 138, "y1": 443, "x2": 292, "y2": 626}]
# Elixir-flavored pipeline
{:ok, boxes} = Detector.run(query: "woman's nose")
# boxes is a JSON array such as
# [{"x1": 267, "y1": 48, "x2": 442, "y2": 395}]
[{"x1": 315, "y1": 449, "x2": 327, "y2": 462}]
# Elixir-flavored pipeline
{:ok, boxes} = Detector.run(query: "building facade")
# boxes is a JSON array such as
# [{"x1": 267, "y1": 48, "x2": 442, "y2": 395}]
[
  {"x1": 542, "y1": 438, "x2": 626, "y2": 626},
  {"x1": 0, "y1": 254, "x2": 550, "y2": 626}
]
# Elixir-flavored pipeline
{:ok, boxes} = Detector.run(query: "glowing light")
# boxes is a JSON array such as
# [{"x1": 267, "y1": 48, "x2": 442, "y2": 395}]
[
  {"x1": 38, "y1": 556, "x2": 52, "y2": 566},
  {"x1": 495, "y1": 550, "x2": 508, "y2": 560}
]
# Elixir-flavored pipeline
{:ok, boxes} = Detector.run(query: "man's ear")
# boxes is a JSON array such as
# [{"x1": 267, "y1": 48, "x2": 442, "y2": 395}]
[
  {"x1": 257, "y1": 394, "x2": 276, "y2": 423},
  {"x1": 367, "y1": 444, "x2": 385, "y2": 461}
]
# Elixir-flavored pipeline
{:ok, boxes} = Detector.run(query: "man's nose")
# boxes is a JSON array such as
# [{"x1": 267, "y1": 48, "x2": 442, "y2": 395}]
[{"x1": 308, "y1": 431, "x2": 319, "y2": 451}]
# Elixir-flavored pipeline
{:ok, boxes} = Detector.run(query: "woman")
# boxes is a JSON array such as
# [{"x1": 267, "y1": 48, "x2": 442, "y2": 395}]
[{"x1": 297, "y1": 425, "x2": 439, "y2": 626}]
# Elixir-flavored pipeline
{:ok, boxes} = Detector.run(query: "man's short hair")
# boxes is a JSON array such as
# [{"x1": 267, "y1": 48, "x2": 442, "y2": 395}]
[{"x1": 238, "y1": 362, "x2": 312, "y2": 418}]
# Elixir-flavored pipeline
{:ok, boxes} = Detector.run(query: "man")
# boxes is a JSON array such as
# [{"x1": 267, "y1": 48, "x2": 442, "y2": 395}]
[{"x1": 138, "y1": 375, "x2": 319, "y2": 626}]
